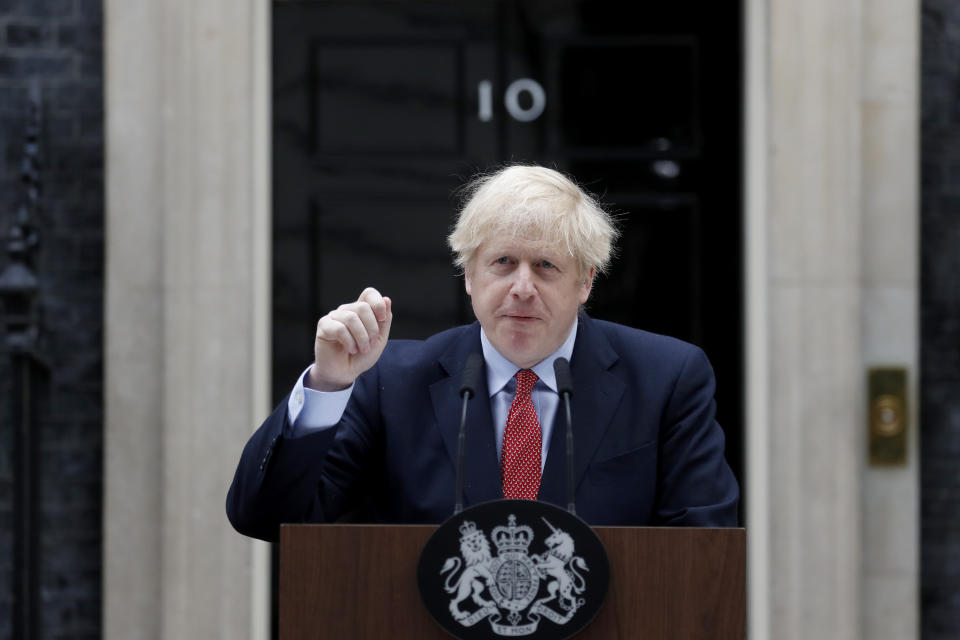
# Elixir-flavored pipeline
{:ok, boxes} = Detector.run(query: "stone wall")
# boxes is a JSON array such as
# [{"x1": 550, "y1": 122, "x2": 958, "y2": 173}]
[
  {"x1": 921, "y1": 2, "x2": 960, "y2": 637},
  {"x1": 0, "y1": 0, "x2": 103, "y2": 638}
]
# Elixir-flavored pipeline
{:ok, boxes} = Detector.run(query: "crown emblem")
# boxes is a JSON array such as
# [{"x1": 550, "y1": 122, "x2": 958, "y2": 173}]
[
  {"x1": 459, "y1": 520, "x2": 482, "y2": 541},
  {"x1": 492, "y1": 514, "x2": 534, "y2": 555}
]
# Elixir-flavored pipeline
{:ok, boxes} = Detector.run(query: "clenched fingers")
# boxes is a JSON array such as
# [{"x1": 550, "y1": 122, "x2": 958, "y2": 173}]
[
  {"x1": 316, "y1": 312, "x2": 366, "y2": 355},
  {"x1": 330, "y1": 304, "x2": 379, "y2": 353},
  {"x1": 358, "y1": 287, "x2": 390, "y2": 325},
  {"x1": 315, "y1": 290, "x2": 391, "y2": 356}
]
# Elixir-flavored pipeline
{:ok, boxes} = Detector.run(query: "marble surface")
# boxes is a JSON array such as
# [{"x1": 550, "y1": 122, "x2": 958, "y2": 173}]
[
  {"x1": 750, "y1": 0, "x2": 920, "y2": 638},
  {"x1": 104, "y1": 0, "x2": 271, "y2": 638}
]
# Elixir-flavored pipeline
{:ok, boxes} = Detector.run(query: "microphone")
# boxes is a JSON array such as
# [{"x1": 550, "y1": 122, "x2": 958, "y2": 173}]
[
  {"x1": 553, "y1": 357, "x2": 576, "y2": 515},
  {"x1": 454, "y1": 353, "x2": 484, "y2": 514}
]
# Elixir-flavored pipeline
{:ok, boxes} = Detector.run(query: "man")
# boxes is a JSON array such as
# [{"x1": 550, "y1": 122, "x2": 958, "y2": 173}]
[{"x1": 227, "y1": 165, "x2": 738, "y2": 542}]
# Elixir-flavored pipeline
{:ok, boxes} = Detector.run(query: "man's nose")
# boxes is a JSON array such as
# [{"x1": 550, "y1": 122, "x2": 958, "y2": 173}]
[{"x1": 510, "y1": 263, "x2": 536, "y2": 298}]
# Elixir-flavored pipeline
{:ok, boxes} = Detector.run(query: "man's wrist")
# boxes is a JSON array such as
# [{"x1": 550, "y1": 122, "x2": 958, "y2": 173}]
[
  {"x1": 288, "y1": 365, "x2": 354, "y2": 433},
  {"x1": 305, "y1": 364, "x2": 353, "y2": 392}
]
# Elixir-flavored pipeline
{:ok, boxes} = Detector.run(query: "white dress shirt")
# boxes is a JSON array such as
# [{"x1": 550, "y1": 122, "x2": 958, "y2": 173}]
[{"x1": 285, "y1": 319, "x2": 579, "y2": 472}]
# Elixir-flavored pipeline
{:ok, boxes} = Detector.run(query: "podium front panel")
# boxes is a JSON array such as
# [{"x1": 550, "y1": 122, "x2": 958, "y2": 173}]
[{"x1": 279, "y1": 524, "x2": 745, "y2": 639}]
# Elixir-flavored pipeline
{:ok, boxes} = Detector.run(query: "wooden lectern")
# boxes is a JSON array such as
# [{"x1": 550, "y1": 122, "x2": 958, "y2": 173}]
[{"x1": 279, "y1": 524, "x2": 745, "y2": 639}]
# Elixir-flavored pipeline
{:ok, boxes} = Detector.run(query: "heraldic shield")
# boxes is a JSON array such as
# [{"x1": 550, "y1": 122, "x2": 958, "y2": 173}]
[{"x1": 418, "y1": 500, "x2": 610, "y2": 640}]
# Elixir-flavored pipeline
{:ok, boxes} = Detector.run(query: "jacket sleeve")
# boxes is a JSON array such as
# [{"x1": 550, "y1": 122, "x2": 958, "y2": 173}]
[
  {"x1": 226, "y1": 366, "x2": 385, "y2": 542},
  {"x1": 656, "y1": 345, "x2": 740, "y2": 526}
]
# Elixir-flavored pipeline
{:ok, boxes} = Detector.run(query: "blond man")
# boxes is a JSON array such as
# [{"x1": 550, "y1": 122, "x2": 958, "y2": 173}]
[{"x1": 228, "y1": 165, "x2": 738, "y2": 542}]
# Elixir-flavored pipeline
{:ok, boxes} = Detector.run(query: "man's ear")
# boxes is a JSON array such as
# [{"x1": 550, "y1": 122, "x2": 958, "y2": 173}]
[
  {"x1": 464, "y1": 270, "x2": 472, "y2": 296},
  {"x1": 579, "y1": 267, "x2": 595, "y2": 304}
]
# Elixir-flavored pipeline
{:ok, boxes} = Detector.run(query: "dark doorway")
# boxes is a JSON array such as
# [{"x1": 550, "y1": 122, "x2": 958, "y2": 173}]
[{"x1": 272, "y1": 0, "x2": 743, "y2": 495}]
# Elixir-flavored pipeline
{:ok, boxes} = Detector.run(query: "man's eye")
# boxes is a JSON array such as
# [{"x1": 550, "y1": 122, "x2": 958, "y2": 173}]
[
  {"x1": 539, "y1": 260, "x2": 555, "y2": 269},
  {"x1": 495, "y1": 256, "x2": 510, "y2": 264}
]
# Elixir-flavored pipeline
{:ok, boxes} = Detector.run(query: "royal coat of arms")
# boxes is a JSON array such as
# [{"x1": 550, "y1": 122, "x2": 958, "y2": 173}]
[{"x1": 439, "y1": 514, "x2": 589, "y2": 636}]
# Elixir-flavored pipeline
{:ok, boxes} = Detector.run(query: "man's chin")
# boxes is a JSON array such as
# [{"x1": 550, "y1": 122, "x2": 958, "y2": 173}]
[{"x1": 494, "y1": 335, "x2": 548, "y2": 369}]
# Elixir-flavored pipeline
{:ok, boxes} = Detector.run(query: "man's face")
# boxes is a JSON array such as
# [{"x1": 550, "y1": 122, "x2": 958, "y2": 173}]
[{"x1": 465, "y1": 235, "x2": 593, "y2": 368}]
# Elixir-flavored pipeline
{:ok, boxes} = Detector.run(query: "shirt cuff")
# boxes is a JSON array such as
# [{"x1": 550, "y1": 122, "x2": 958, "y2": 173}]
[{"x1": 286, "y1": 365, "x2": 354, "y2": 437}]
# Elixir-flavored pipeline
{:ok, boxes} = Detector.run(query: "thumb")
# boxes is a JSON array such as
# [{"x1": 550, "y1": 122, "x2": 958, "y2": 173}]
[{"x1": 379, "y1": 297, "x2": 393, "y2": 336}]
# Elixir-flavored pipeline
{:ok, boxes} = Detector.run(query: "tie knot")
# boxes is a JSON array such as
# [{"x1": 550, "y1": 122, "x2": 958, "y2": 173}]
[{"x1": 514, "y1": 369, "x2": 538, "y2": 395}]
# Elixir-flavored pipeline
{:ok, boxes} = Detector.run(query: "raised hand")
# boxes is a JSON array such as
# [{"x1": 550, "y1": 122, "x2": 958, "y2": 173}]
[{"x1": 307, "y1": 287, "x2": 393, "y2": 391}]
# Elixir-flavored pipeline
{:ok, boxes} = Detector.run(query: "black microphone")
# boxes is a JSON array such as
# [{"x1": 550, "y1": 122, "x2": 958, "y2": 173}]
[
  {"x1": 454, "y1": 353, "x2": 484, "y2": 514},
  {"x1": 553, "y1": 357, "x2": 576, "y2": 515}
]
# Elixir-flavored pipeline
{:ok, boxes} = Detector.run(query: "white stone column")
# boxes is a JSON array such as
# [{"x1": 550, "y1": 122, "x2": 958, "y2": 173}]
[
  {"x1": 104, "y1": 2, "x2": 164, "y2": 635},
  {"x1": 104, "y1": 0, "x2": 271, "y2": 638},
  {"x1": 748, "y1": 0, "x2": 865, "y2": 638},
  {"x1": 859, "y1": 0, "x2": 919, "y2": 638},
  {"x1": 747, "y1": 0, "x2": 919, "y2": 638}
]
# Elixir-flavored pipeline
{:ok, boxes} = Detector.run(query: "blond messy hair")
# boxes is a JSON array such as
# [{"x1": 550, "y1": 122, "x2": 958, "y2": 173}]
[{"x1": 447, "y1": 165, "x2": 618, "y2": 279}]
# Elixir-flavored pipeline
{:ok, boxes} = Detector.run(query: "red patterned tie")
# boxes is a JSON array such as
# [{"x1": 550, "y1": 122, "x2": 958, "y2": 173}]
[{"x1": 501, "y1": 369, "x2": 542, "y2": 500}]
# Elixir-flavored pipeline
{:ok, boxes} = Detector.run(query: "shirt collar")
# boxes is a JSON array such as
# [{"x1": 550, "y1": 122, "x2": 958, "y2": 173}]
[{"x1": 479, "y1": 317, "x2": 578, "y2": 396}]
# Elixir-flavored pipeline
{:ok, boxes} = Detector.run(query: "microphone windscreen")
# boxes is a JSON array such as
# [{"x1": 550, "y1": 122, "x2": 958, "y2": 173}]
[
  {"x1": 460, "y1": 353, "x2": 485, "y2": 397},
  {"x1": 553, "y1": 357, "x2": 574, "y2": 396}
]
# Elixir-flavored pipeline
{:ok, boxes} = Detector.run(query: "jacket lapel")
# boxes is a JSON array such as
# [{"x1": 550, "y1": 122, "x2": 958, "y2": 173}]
[
  {"x1": 429, "y1": 324, "x2": 503, "y2": 506},
  {"x1": 539, "y1": 314, "x2": 625, "y2": 508}
]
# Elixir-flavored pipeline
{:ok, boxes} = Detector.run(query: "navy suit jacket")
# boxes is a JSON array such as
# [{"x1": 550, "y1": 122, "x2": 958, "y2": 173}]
[{"x1": 227, "y1": 314, "x2": 739, "y2": 542}]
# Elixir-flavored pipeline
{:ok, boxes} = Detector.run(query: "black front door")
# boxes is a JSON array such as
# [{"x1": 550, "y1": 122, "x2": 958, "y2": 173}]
[{"x1": 272, "y1": 0, "x2": 743, "y2": 487}]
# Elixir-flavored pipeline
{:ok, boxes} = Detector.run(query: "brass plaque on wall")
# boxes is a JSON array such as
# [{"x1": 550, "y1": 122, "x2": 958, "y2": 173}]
[{"x1": 868, "y1": 368, "x2": 908, "y2": 466}]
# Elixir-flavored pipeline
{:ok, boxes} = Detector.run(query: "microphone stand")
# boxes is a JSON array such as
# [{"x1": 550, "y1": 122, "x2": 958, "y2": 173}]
[
  {"x1": 454, "y1": 353, "x2": 484, "y2": 514},
  {"x1": 554, "y1": 357, "x2": 576, "y2": 515}
]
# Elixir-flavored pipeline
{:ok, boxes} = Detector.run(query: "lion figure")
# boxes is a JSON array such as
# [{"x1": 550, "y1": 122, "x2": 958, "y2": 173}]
[{"x1": 440, "y1": 524, "x2": 496, "y2": 621}]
